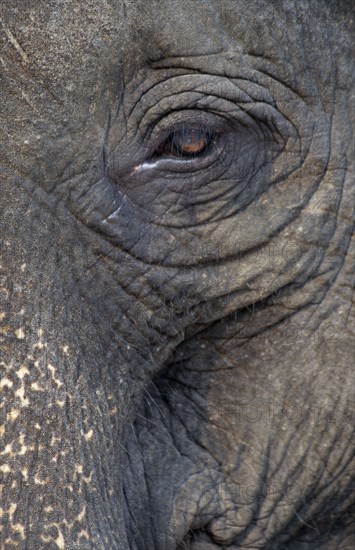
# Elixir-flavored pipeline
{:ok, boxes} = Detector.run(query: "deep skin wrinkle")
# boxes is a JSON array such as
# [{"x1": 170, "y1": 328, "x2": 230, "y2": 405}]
[{"x1": 1, "y1": 1, "x2": 354, "y2": 549}]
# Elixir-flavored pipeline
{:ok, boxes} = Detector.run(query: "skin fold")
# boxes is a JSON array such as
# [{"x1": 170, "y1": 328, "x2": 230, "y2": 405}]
[{"x1": 0, "y1": 1, "x2": 354, "y2": 548}]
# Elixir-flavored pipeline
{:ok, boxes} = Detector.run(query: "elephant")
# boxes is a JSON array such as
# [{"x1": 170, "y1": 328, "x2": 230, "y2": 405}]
[{"x1": 0, "y1": 0, "x2": 354, "y2": 548}]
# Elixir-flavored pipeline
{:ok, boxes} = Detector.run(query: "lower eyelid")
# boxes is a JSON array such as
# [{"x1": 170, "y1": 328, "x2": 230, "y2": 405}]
[{"x1": 146, "y1": 134, "x2": 226, "y2": 173}]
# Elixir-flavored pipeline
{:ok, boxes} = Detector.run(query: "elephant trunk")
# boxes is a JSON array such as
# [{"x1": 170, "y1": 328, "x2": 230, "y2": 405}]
[{"x1": 0, "y1": 173, "x2": 150, "y2": 548}]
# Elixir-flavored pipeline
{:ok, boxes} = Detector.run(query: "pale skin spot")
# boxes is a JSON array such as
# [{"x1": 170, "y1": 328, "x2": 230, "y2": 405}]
[
  {"x1": 63, "y1": 345, "x2": 69, "y2": 354},
  {"x1": 77, "y1": 530, "x2": 90, "y2": 541},
  {"x1": 8, "y1": 503, "x2": 17, "y2": 522},
  {"x1": 0, "y1": 378, "x2": 13, "y2": 389},
  {"x1": 44, "y1": 506, "x2": 53, "y2": 513},
  {"x1": 0, "y1": 464, "x2": 11, "y2": 473},
  {"x1": 15, "y1": 383, "x2": 30, "y2": 406},
  {"x1": 13, "y1": 523, "x2": 25, "y2": 539},
  {"x1": 57, "y1": 399, "x2": 65, "y2": 407},
  {"x1": 37, "y1": 328, "x2": 43, "y2": 337},
  {"x1": 15, "y1": 328, "x2": 25, "y2": 339},
  {"x1": 19, "y1": 308, "x2": 25, "y2": 316},
  {"x1": 55, "y1": 529, "x2": 65, "y2": 549},
  {"x1": 83, "y1": 471, "x2": 93, "y2": 484},
  {"x1": 18, "y1": 434, "x2": 32, "y2": 456},
  {"x1": 84, "y1": 429, "x2": 93, "y2": 442},
  {"x1": 8, "y1": 409, "x2": 20, "y2": 421},
  {"x1": 17, "y1": 366, "x2": 30, "y2": 379},
  {"x1": 20, "y1": 263, "x2": 27, "y2": 272},
  {"x1": 34, "y1": 473, "x2": 47, "y2": 485},
  {"x1": 0, "y1": 424, "x2": 5, "y2": 437},
  {"x1": 75, "y1": 464, "x2": 83, "y2": 474},
  {"x1": 50, "y1": 435, "x2": 61, "y2": 446},
  {"x1": 76, "y1": 506, "x2": 86, "y2": 522},
  {"x1": 21, "y1": 468, "x2": 28, "y2": 481},
  {"x1": 1, "y1": 443, "x2": 12, "y2": 455},
  {"x1": 31, "y1": 382, "x2": 44, "y2": 391},
  {"x1": 47, "y1": 364, "x2": 63, "y2": 388},
  {"x1": 1, "y1": 287, "x2": 9, "y2": 299},
  {"x1": 0, "y1": 312, "x2": 5, "y2": 321},
  {"x1": 33, "y1": 341, "x2": 46, "y2": 349},
  {"x1": 4, "y1": 537, "x2": 18, "y2": 546}
]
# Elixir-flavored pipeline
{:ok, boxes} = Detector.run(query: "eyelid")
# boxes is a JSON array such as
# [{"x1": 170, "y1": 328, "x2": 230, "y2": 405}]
[
  {"x1": 155, "y1": 125, "x2": 216, "y2": 159},
  {"x1": 142, "y1": 110, "x2": 231, "y2": 160}
]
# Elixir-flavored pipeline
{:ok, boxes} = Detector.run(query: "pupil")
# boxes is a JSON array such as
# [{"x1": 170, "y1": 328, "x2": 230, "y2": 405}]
[{"x1": 174, "y1": 129, "x2": 207, "y2": 155}]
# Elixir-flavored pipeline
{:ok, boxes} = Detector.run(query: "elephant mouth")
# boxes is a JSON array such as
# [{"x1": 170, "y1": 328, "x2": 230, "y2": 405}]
[
  {"x1": 121, "y1": 323, "x2": 353, "y2": 550},
  {"x1": 179, "y1": 531, "x2": 239, "y2": 549},
  {"x1": 123, "y1": 367, "x2": 260, "y2": 550}
]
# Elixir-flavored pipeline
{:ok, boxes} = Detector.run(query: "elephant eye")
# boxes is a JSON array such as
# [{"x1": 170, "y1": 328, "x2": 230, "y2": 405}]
[{"x1": 154, "y1": 126, "x2": 217, "y2": 159}]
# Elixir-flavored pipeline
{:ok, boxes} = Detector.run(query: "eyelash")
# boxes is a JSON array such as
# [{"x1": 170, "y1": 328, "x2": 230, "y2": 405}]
[
  {"x1": 154, "y1": 124, "x2": 217, "y2": 160},
  {"x1": 138, "y1": 110, "x2": 234, "y2": 173}
]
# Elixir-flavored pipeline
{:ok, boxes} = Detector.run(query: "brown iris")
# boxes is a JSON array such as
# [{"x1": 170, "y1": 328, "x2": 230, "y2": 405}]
[{"x1": 155, "y1": 126, "x2": 215, "y2": 159}]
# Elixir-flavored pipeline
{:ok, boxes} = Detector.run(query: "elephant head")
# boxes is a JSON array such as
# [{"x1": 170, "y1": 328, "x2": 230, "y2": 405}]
[{"x1": 1, "y1": 1, "x2": 354, "y2": 549}]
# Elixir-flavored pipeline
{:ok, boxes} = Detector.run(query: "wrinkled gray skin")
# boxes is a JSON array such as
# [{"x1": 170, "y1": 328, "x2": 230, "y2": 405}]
[{"x1": 1, "y1": 1, "x2": 354, "y2": 549}]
